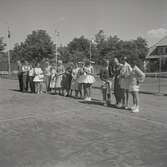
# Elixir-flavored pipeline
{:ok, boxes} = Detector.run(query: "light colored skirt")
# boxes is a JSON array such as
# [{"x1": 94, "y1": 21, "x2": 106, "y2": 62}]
[
  {"x1": 120, "y1": 78, "x2": 130, "y2": 90},
  {"x1": 82, "y1": 75, "x2": 96, "y2": 84},
  {"x1": 55, "y1": 75, "x2": 63, "y2": 88},
  {"x1": 71, "y1": 79, "x2": 79, "y2": 90},
  {"x1": 50, "y1": 76, "x2": 56, "y2": 89},
  {"x1": 129, "y1": 84, "x2": 139, "y2": 92},
  {"x1": 33, "y1": 75, "x2": 44, "y2": 82},
  {"x1": 77, "y1": 75, "x2": 86, "y2": 83}
]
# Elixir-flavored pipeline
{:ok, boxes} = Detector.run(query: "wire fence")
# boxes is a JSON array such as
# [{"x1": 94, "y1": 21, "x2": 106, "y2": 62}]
[
  {"x1": 141, "y1": 72, "x2": 167, "y2": 95},
  {"x1": 0, "y1": 64, "x2": 167, "y2": 95}
]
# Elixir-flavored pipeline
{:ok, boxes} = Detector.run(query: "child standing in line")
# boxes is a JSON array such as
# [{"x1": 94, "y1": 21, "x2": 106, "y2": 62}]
[
  {"x1": 83, "y1": 60, "x2": 96, "y2": 101},
  {"x1": 129, "y1": 59, "x2": 145, "y2": 113},
  {"x1": 49, "y1": 63, "x2": 57, "y2": 93},
  {"x1": 33, "y1": 63, "x2": 44, "y2": 94},
  {"x1": 70, "y1": 63, "x2": 80, "y2": 97},
  {"x1": 77, "y1": 62, "x2": 85, "y2": 99},
  {"x1": 62, "y1": 63, "x2": 73, "y2": 97},
  {"x1": 100, "y1": 60, "x2": 112, "y2": 106}
]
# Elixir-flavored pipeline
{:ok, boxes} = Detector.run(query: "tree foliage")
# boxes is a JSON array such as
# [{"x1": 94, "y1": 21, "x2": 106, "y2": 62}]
[
  {"x1": 58, "y1": 30, "x2": 148, "y2": 67},
  {"x1": 11, "y1": 30, "x2": 56, "y2": 62},
  {"x1": 67, "y1": 36, "x2": 90, "y2": 62},
  {"x1": 10, "y1": 29, "x2": 148, "y2": 69},
  {"x1": 0, "y1": 37, "x2": 6, "y2": 53},
  {"x1": 0, "y1": 37, "x2": 7, "y2": 62}
]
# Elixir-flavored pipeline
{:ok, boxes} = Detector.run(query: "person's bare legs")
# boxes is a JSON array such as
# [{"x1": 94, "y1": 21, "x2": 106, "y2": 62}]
[
  {"x1": 125, "y1": 89, "x2": 129, "y2": 108},
  {"x1": 87, "y1": 84, "x2": 92, "y2": 101}
]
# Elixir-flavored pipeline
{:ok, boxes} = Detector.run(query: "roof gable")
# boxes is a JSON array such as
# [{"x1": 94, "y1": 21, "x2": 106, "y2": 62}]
[
  {"x1": 146, "y1": 35, "x2": 167, "y2": 58},
  {"x1": 156, "y1": 35, "x2": 167, "y2": 46}
]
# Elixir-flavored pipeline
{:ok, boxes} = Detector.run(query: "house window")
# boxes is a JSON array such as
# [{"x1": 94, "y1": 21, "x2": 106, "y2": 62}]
[{"x1": 157, "y1": 47, "x2": 164, "y2": 55}]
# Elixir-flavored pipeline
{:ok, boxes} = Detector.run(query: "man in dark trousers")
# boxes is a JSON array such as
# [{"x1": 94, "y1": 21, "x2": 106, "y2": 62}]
[
  {"x1": 17, "y1": 60, "x2": 23, "y2": 91},
  {"x1": 22, "y1": 60, "x2": 30, "y2": 92}
]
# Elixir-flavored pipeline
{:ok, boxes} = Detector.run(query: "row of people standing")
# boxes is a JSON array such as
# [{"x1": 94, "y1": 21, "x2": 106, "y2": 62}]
[
  {"x1": 100, "y1": 56, "x2": 145, "y2": 113},
  {"x1": 17, "y1": 59, "x2": 96, "y2": 100},
  {"x1": 17, "y1": 57, "x2": 145, "y2": 113}
]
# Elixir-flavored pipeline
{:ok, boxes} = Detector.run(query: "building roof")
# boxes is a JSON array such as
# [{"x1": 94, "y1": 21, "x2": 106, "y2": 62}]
[
  {"x1": 156, "y1": 35, "x2": 167, "y2": 46},
  {"x1": 146, "y1": 35, "x2": 167, "y2": 59}
]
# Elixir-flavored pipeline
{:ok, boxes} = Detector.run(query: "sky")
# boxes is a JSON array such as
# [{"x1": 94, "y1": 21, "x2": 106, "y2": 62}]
[{"x1": 0, "y1": 0, "x2": 167, "y2": 49}]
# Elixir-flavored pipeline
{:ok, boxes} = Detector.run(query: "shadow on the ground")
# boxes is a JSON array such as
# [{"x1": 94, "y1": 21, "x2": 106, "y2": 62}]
[
  {"x1": 79, "y1": 99, "x2": 131, "y2": 112},
  {"x1": 9, "y1": 89, "x2": 22, "y2": 92},
  {"x1": 9, "y1": 89, "x2": 35, "y2": 94}
]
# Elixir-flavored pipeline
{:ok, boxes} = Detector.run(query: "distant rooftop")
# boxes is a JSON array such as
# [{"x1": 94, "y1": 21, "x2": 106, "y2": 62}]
[{"x1": 146, "y1": 35, "x2": 167, "y2": 59}]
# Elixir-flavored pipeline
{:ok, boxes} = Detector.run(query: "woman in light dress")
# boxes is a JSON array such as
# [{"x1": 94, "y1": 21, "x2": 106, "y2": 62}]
[
  {"x1": 33, "y1": 62, "x2": 44, "y2": 94},
  {"x1": 129, "y1": 59, "x2": 145, "y2": 113},
  {"x1": 49, "y1": 63, "x2": 57, "y2": 93},
  {"x1": 43, "y1": 61, "x2": 51, "y2": 93},
  {"x1": 82, "y1": 60, "x2": 96, "y2": 101},
  {"x1": 120, "y1": 57, "x2": 132, "y2": 109},
  {"x1": 55, "y1": 60, "x2": 65, "y2": 95}
]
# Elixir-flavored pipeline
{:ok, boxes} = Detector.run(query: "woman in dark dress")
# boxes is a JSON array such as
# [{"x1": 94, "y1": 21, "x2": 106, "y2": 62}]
[
  {"x1": 61, "y1": 63, "x2": 73, "y2": 96},
  {"x1": 112, "y1": 57, "x2": 123, "y2": 108}
]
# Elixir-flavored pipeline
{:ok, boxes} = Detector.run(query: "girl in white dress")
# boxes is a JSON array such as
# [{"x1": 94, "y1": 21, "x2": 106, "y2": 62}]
[
  {"x1": 129, "y1": 59, "x2": 145, "y2": 113},
  {"x1": 83, "y1": 60, "x2": 96, "y2": 101},
  {"x1": 49, "y1": 63, "x2": 57, "y2": 93},
  {"x1": 33, "y1": 63, "x2": 44, "y2": 94}
]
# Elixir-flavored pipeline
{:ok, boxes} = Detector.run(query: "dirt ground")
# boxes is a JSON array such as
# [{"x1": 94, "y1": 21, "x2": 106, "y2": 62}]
[{"x1": 0, "y1": 79, "x2": 167, "y2": 167}]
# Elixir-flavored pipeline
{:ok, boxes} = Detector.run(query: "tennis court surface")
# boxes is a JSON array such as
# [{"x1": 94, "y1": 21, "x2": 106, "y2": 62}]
[{"x1": 0, "y1": 79, "x2": 167, "y2": 167}]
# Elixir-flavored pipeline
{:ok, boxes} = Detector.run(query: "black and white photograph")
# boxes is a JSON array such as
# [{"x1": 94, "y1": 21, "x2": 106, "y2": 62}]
[{"x1": 0, "y1": 0, "x2": 167, "y2": 166}]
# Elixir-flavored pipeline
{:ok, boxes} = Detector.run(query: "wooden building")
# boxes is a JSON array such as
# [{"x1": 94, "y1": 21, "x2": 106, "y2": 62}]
[{"x1": 146, "y1": 36, "x2": 167, "y2": 72}]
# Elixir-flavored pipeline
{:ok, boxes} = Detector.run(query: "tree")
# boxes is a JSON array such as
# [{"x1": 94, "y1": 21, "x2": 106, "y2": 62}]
[
  {"x1": 0, "y1": 37, "x2": 6, "y2": 54},
  {"x1": 11, "y1": 30, "x2": 56, "y2": 62},
  {"x1": 133, "y1": 37, "x2": 148, "y2": 61},
  {"x1": 67, "y1": 36, "x2": 90, "y2": 62},
  {"x1": 94, "y1": 30, "x2": 106, "y2": 63},
  {"x1": 0, "y1": 37, "x2": 7, "y2": 64},
  {"x1": 57, "y1": 46, "x2": 70, "y2": 63}
]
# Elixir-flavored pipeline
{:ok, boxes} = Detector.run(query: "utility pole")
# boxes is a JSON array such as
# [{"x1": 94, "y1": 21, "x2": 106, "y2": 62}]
[
  {"x1": 158, "y1": 56, "x2": 162, "y2": 94},
  {"x1": 89, "y1": 38, "x2": 95, "y2": 62},
  {"x1": 89, "y1": 40, "x2": 92, "y2": 61},
  {"x1": 55, "y1": 30, "x2": 59, "y2": 67},
  {"x1": 7, "y1": 26, "x2": 11, "y2": 74}
]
